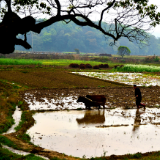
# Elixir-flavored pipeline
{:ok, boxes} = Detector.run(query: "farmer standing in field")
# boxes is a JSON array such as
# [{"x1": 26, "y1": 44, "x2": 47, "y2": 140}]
[{"x1": 133, "y1": 85, "x2": 146, "y2": 109}]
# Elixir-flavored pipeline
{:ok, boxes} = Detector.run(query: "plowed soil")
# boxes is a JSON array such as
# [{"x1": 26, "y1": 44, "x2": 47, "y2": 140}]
[{"x1": 0, "y1": 67, "x2": 125, "y2": 88}]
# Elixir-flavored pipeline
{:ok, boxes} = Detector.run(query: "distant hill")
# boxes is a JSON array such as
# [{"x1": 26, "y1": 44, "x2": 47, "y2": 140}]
[{"x1": 16, "y1": 20, "x2": 160, "y2": 56}]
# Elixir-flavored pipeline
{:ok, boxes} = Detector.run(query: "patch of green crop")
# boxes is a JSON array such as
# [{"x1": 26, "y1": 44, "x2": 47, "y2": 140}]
[
  {"x1": 113, "y1": 64, "x2": 160, "y2": 72},
  {"x1": 42, "y1": 59, "x2": 108, "y2": 66},
  {"x1": 0, "y1": 58, "x2": 42, "y2": 65}
]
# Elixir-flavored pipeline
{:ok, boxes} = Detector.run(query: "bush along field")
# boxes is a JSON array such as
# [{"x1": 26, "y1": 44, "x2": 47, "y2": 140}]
[{"x1": 113, "y1": 64, "x2": 160, "y2": 72}]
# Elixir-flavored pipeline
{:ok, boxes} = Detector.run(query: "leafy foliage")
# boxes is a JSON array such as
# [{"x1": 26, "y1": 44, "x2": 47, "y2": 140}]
[
  {"x1": 117, "y1": 46, "x2": 131, "y2": 58},
  {"x1": 15, "y1": 21, "x2": 160, "y2": 55}
]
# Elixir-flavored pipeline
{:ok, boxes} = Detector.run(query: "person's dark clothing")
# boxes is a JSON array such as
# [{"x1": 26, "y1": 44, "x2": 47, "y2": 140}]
[
  {"x1": 135, "y1": 87, "x2": 145, "y2": 108},
  {"x1": 135, "y1": 87, "x2": 141, "y2": 99},
  {"x1": 136, "y1": 98, "x2": 141, "y2": 106}
]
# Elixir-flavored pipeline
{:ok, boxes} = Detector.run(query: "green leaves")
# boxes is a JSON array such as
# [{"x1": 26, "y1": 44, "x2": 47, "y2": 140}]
[{"x1": 117, "y1": 46, "x2": 131, "y2": 58}]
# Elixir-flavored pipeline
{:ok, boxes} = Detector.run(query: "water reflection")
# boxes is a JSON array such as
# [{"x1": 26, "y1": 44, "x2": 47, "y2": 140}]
[
  {"x1": 27, "y1": 108, "x2": 160, "y2": 158},
  {"x1": 76, "y1": 110, "x2": 105, "y2": 125},
  {"x1": 132, "y1": 109, "x2": 143, "y2": 132}
]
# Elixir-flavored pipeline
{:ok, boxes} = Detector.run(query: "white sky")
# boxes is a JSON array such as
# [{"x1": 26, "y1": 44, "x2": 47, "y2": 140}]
[
  {"x1": 2, "y1": 0, "x2": 160, "y2": 38},
  {"x1": 148, "y1": 0, "x2": 160, "y2": 37}
]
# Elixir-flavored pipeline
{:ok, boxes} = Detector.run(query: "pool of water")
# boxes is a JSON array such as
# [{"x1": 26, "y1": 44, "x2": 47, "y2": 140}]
[
  {"x1": 72, "y1": 72, "x2": 160, "y2": 86},
  {"x1": 27, "y1": 108, "x2": 160, "y2": 158}
]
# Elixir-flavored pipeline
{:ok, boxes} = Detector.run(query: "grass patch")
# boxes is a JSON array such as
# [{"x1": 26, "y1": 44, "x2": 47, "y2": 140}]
[
  {"x1": 0, "y1": 58, "x2": 42, "y2": 65},
  {"x1": 15, "y1": 111, "x2": 30, "y2": 131},
  {"x1": 0, "y1": 147, "x2": 21, "y2": 160},
  {"x1": 14, "y1": 110, "x2": 34, "y2": 144},
  {"x1": 113, "y1": 64, "x2": 160, "y2": 72},
  {"x1": 0, "y1": 147, "x2": 46, "y2": 160},
  {"x1": 0, "y1": 135, "x2": 20, "y2": 150},
  {"x1": 0, "y1": 103, "x2": 16, "y2": 134},
  {"x1": 42, "y1": 59, "x2": 108, "y2": 66}
]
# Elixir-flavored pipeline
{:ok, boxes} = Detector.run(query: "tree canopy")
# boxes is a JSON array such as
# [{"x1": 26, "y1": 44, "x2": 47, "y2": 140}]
[
  {"x1": 117, "y1": 46, "x2": 131, "y2": 58},
  {"x1": 0, "y1": 0, "x2": 160, "y2": 54}
]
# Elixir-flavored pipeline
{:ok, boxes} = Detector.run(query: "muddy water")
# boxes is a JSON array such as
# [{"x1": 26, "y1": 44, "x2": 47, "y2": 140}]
[
  {"x1": 73, "y1": 72, "x2": 160, "y2": 86},
  {"x1": 27, "y1": 108, "x2": 160, "y2": 158},
  {"x1": 3, "y1": 106, "x2": 22, "y2": 134},
  {"x1": 25, "y1": 94, "x2": 87, "y2": 110}
]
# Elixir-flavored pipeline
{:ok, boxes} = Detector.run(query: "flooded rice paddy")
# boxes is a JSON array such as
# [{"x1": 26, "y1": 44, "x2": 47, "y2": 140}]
[
  {"x1": 27, "y1": 108, "x2": 160, "y2": 158},
  {"x1": 72, "y1": 72, "x2": 160, "y2": 86},
  {"x1": 18, "y1": 88, "x2": 160, "y2": 158},
  {"x1": 21, "y1": 88, "x2": 160, "y2": 110}
]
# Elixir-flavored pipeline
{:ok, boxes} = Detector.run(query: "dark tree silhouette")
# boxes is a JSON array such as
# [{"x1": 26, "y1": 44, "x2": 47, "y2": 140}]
[
  {"x1": 0, "y1": 0, "x2": 160, "y2": 54},
  {"x1": 117, "y1": 46, "x2": 131, "y2": 58}
]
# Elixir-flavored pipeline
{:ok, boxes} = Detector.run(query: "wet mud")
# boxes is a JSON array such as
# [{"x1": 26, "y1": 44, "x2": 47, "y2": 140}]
[{"x1": 20, "y1": 87, "x2": 160, "y2": 110}]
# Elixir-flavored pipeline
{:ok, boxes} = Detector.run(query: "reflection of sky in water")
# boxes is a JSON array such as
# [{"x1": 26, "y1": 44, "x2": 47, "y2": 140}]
[
  {"x1": 72, "y1": 72, "x2": 160, "y2": 86},
  {"x1": 27, "y1": 108, "x2": 160, "y2": 158}
]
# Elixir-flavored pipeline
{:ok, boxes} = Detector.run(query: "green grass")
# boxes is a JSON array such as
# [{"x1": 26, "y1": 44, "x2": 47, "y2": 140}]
[
  {"x1": 0, "y1": 58, "x2": 42, "y2": 65},
  {"x1": 113, "y1": 64, "x2": 160, "y2": 72},
  {"x1": 0, "y1": 104, "x2": 16, "y2": 134},
  {"x1": 42, "y1": 59, "x2": 109, "y2": 66},
  {"x1": 0, "y1": 147, "x2": 46, "y2": 160},
  {"x1": 14, "y1": 111, "x2": 28, "y2": 132},
  {"x1": 0, "y1": 135, "x2": 20, "y2": 150}
]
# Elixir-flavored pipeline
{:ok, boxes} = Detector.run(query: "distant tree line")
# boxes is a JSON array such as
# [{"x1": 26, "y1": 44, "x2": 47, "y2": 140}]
[{"x1": 15, "y1": 19, "x2": 160, "y2": 56}]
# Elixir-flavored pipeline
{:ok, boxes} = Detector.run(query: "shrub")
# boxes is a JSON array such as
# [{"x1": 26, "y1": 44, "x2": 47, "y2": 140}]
[
  {"x1": 79, "y1": 63, "x2": 86, "y2": 69},
  {"x1": 99, "y1": 64, "x2": 104, "y2": 68},
  {"x1": 114, "y1": 65, "x2": 120, "y2": 69},
  {"x1": 154, "y1": 56, "x2": 160, "y2": 62},
  {"x1": 93, "y1": 65, "x2": 99, "y2": 69},
  {"x1": 99, "y1": 64, "x2": 109, "y2": 68},
  {"x1": 85, "y1": 63, "x2": 92, "y2": 68},
  {"x1": 103, "y1": 64, "x2": 109, "y2": 68},
  {"x1": 69, "y1": 63, "x2": 79, "y2": 68},
  {"x1": 120, "y1": 65, "x2": 124, "y2": 68}
]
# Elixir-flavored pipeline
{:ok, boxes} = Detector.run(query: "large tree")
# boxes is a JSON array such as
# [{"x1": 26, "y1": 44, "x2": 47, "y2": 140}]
[
  {"x1": 0, "y1": 0, "x2": 160, "y2": 54},
  {"x1": 117, "y1": 46, "x2": 131, "y2": 58}
]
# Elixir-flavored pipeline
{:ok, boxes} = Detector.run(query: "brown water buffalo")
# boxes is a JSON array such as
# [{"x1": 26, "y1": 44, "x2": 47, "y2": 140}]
[
  {"x1": 86, "y1": 95, "x2": 106, "y2": 108},
  {"x1": 76, "y1": 110, "x2": 105, "y2": 125},
  {"x1": 77, "y1": 95, "x2": 106, "y2": 109}
]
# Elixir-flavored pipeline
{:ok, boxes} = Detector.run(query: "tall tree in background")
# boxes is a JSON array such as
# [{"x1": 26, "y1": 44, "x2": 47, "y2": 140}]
[
  {"x1": 117, "y1": 46, "x2": 131, "y2": 58},
  {"x1": 0, "y1": 0, "x2": 160, "y2": 54}
]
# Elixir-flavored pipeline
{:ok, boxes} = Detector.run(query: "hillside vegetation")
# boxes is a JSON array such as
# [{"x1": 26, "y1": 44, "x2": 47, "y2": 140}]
[{"x1": 16, "y1": 20, "x2": 160, "y2": 56}]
